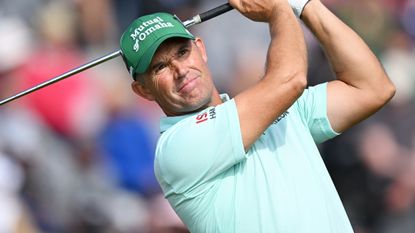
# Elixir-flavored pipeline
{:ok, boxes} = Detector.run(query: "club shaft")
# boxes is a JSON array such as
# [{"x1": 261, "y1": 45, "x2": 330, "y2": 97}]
[
  {"x1": 0, "y1": 3, "x2": 234, "y2": 106},
  {"x1": 0, "y1": 50, "x2": 122, "y2": 105}
]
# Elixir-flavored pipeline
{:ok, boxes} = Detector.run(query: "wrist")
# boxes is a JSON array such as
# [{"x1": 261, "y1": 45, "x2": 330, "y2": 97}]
[
  {"x1": 289, "y1": 0, "x2": 311, "y2": 18},
  {"x1": 269, "y1": 2, "x2": 295, "y2": 24}
]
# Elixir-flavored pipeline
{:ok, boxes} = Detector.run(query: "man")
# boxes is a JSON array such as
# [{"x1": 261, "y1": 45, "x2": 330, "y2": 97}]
[{"x1": 120, "y1": 0, "x2": 395, "y2": 232}]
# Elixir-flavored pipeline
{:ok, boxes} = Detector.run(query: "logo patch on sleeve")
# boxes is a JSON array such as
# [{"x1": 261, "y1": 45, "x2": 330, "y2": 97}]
[
  {"x1": 195, "y1": 108, "x2": 216, "y2": 124},
  {"x1": 196, "y1": 112, "x2": 208, "y2": 124}
]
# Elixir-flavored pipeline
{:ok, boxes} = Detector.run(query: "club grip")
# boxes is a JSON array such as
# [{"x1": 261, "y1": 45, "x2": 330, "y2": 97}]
[{"x1": 199, "y1": 3, "x2": 233, "y2": 22}]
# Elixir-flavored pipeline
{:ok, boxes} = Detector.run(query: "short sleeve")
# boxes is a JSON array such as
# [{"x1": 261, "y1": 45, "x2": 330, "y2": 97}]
[
  {"x1": 294, "y1": 83, "x2": 340, "y2": 144},
  {"x1": 155, "y1": 99, "x2": 245, "y2": 197}
]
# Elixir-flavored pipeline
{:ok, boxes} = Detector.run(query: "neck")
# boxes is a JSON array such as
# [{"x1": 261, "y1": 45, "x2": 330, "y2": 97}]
[{"x1": 164, "y1": 88, "x2": 223, "y2": 117}]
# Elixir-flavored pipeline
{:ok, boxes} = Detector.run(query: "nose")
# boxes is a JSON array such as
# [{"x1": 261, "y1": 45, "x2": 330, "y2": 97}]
[{"x1": 170, "y1": 59, "x2": 188, "y2": 79}]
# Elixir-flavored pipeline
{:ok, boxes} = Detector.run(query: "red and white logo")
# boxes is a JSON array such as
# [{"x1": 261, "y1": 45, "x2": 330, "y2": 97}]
[
  {"x1": 196, "y1": 112, "x2": 208, "y2": 124},
  {"x1": 195, "y1": 108, "x2": 216, "y2": 124}
]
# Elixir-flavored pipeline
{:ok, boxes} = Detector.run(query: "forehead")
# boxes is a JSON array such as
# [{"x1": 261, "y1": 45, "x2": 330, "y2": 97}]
[{"x1": 152, "y1": 37, "x2": 191, "y2": 60}]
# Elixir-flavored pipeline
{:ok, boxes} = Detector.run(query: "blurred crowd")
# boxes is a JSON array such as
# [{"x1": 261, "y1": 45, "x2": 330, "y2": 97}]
[{"x1": 0, "y1": 0, "x2": 414, "y2": 233}]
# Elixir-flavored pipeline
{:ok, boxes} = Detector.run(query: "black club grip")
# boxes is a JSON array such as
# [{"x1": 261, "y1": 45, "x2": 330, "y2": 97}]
[{"x1": 199, "y1": 3, "x2": 234, "y2": 23}]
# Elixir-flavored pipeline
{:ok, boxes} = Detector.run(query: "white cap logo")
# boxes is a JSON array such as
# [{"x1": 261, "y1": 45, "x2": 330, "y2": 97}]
[
  {"x1": 133, "y1": 40, "x2": 140, "y2": 52},
  {"x1": 130, "y1": 16, "x2": 174, "y2": 53}
]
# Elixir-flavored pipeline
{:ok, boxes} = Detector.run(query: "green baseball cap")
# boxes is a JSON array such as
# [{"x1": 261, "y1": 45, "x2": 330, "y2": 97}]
[{"x1": 120, "y1": 12, "x2": 195, "y2": 78}]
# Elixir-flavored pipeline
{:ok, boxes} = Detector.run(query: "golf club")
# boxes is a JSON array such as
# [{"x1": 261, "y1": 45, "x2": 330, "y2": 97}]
[{"x1": 0, "y1": 3, "x2": 233, "y2": 106}]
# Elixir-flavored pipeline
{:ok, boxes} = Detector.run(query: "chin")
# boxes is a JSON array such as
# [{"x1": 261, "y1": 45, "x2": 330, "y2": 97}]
[
  {"x1": 166, "y1": 91, "x2": 213, "y2": 115},
  {"x1": 179, "y1": 98, "x2": 211, "y2": 114}
]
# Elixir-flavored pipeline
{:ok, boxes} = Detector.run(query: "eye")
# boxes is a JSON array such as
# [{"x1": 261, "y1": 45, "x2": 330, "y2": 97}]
[
  {"x1": 177, "y1": 48, "x2": 189, "y2": 58},
  {"x1": 154, "y1": 63, "x2": 167, "y2": 74},
  {"x1": 157, "y1": 63, "x2": 167, "y2": 71}
]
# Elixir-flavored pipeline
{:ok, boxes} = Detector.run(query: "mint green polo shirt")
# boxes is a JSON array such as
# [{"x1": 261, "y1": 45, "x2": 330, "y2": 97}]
[{"x1": 154, "y1": 83, "x2": 354, "y2": 233}]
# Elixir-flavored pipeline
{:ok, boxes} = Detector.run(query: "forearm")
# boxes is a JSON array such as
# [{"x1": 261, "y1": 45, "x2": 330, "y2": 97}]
[
  {"x1": 257, "y1": 2, "x2": 308, "y2": 125},
  {"x1": 234, "y1": 1, "x2": 308, "y2": 150},
  {"x1": 264, "y1": 3, "x2": 308, "y2": 85}
]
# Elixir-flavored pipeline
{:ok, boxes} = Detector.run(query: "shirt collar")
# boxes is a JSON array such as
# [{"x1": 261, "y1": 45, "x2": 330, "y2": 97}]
[{"x1": 159, "y1": 94, "x2": 230, "y2": 133}]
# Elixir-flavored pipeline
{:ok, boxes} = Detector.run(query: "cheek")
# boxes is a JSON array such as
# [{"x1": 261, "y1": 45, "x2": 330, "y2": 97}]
[
  {"x1": 150, "y1": 73, "x2": 168, "y2": 90},
  {"x1": 153, "y1": 77, "x2": 162, "y2": 92},
  {"x1": 197, "y1": 57, "x2": 210, "y2": 76},
  {"x1": 151, "y1": 75, "x2": 174, "y2": 100}
]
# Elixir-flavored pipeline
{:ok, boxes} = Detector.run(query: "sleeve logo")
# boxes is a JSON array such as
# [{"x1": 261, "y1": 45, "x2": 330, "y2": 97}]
[{"x1": 196, "y1": 108, "x2": 216, "y2": 124}]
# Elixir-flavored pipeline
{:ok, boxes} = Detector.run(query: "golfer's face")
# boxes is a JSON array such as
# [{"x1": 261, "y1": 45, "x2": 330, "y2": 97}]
[{"x1": 144, "y1": 37, "x2": 214, "y2": 115}]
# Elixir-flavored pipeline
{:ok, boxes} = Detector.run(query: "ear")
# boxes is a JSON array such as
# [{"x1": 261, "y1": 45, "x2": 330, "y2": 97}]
[
  {"x1": 131, "y1": 80, "x2": 155, "y2": 101},
  {"x1": 194, "y1": 37, "x2": 208, "y2": 63}
]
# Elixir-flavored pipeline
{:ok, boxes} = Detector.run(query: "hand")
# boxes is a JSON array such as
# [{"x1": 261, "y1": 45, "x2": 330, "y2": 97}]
[
  {"x1": 228, "y1": 0, "x2": 289, "y2": 22},
  {"x1": 288, "y1": 0, "x2": 310, "y2": 17}
]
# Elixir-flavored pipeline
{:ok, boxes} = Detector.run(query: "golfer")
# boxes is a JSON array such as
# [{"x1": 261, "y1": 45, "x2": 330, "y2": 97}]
[{"x1": 120, "y1": 0, "x2": 395, "y2": 232}]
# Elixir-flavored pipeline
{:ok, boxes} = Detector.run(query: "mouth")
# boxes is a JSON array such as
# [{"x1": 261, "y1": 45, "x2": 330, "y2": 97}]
[{"x1": 178, "y1": 76, "x2": 199, "y2": 93}]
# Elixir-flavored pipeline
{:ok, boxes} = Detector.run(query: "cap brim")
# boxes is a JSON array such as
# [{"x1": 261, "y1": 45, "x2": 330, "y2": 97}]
[{"x1": 135, "y1": 33, "x2": 195, "y2": 74}]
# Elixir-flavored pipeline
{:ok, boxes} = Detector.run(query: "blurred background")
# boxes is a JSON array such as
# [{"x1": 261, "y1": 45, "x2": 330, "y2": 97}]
[{"x1": 0, "y1": 0, "x2": 414, "y2": 232}]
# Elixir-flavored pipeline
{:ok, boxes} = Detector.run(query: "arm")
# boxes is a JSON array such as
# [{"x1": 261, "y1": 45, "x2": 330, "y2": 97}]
[
  {"x1": 300, "y1": 0, "x2": 395, "y2": 133},
  {"x1": 229, "y1": 0, "x2": 308, "y2": 151}
]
